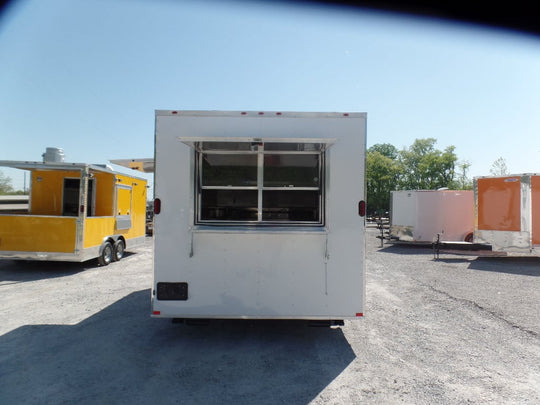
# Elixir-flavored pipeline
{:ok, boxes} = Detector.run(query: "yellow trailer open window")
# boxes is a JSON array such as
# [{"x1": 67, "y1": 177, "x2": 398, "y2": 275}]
[{"x1": 63, "y1": 178, "x2": 95, "y2": 216}]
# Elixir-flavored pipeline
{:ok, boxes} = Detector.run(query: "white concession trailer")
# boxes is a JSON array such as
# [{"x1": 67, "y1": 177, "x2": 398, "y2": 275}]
[{"x1": 151, "y1": 110, "x2": 367, "y2": 323}]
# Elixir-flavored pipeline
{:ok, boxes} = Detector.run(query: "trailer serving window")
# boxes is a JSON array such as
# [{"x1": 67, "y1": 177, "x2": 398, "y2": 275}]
[
  {"x1": 181, "y1": 138, "x2": 334, "y2": 225},
  {"x1": 63, "y1": 177, "x2": 95, "y2": 216}
]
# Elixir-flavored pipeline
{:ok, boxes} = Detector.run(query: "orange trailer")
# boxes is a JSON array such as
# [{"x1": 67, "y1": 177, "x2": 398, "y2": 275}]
[{"x1": 474, "y1": 174, "x2": 540, "y2": 254}]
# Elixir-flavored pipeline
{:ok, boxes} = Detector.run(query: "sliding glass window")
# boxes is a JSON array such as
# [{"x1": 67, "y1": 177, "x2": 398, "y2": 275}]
[{"x1": 195, "y1": 141, "x2": 325, "y2": 225}]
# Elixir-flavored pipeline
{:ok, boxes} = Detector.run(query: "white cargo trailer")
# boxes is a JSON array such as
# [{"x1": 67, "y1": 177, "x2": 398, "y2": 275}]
[
  {"x1": 151, "y1": 110, "x2": 367, "y2": 323},
  {"x1": 390, "y1": 189, "x2": 474, "y2": 243}
]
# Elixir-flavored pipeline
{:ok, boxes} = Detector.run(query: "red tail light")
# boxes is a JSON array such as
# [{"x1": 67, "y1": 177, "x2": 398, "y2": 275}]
[
  {"x1": 358, "y1": 200, "x2": 366, "y2": 217},
  {"x1": 154, "y1": 198, "x2": 161, "y2": 215}
]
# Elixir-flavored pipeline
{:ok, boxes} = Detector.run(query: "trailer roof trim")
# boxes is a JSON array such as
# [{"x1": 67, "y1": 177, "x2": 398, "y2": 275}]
[
  {"x1": 178, "y1": 137, "x2": 337, "y2": 152},
  {"x1": 157, "y1": 110, "x2": 366, "y2": 119},
  {"x1": 474, "y1": 173, "x2": 540, "y2": 180}
]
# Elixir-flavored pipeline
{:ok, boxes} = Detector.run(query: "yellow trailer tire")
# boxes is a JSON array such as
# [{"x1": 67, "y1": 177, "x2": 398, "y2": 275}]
[
  {"x1": 98, "y1": 241, "x2": 113, "y2": 266},
  {"x1": 113, "y1": 239, "x2": 125, "y2": 262}
]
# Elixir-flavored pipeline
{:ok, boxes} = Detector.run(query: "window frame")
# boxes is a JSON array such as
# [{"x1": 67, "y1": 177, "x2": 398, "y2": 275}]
[{"x1": 192, "y1": 141, "x2": 328, "y2": 226}]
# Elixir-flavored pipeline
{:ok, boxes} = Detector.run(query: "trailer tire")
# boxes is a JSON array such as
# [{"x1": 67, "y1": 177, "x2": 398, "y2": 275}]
[
  {"x1": 113, "y1": 239, "x2": 125, "y2": 262},
  {"x1": 464, "y1": 232, "x2": 473, "y2": 243},
  {"x1": 98, "y1": 241, "x2": 113, "y2": 266}
]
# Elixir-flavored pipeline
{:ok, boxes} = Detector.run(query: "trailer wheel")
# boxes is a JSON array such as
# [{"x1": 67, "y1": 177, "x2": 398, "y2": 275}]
[
  {"x1": 98, "y1": 241, "x2": 113, "y2": 266},
  {"x1": 113, "y1": 239, "x2": 125, "y2": 261},
  {"x1": 465, "y1": 232, "x2": 473, "y2": 243}
]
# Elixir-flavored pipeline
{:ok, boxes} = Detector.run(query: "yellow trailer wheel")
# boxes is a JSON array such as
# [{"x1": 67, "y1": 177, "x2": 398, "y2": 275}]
[
  {"x1": 98, "y1": 241, "x2": 113, "y2": 266},
  {"x1": 113, "y1": 239, "x2": 125, "y2": 262}
]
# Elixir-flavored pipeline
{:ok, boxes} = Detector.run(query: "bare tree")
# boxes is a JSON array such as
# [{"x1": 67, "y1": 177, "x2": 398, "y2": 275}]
[
  {"x1": 489, "y1": 157, "x2": 509, "y2": 176},
  {"x1": 0, "y1": 170, "x2": 14, "y2": 195}
]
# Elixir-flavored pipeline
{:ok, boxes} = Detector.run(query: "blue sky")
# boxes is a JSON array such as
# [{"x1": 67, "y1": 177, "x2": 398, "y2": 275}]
[{"x1": 1, "y1": 0, "x2": 539, "y2": 192}]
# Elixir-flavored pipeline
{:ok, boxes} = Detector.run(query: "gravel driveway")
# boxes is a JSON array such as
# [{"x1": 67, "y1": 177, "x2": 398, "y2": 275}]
[{"x1": 0, "y1": 229, "x2": 538, "y2": 404}]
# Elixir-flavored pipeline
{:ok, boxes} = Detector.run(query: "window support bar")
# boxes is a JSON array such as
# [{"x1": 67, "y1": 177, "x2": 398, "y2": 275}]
[{"x1": 257, "y1": 149, "x2": 264, "y2": 222}]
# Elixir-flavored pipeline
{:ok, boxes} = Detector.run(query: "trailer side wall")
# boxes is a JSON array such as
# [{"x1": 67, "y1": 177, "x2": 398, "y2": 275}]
[
  {"x1": 390, "y1": 190, "x2": 473, "y2": 242},
  {"x1": 0, "y1": 216, "x2": 77, "y2": 252},
  {"x1": 30, "y1": 170, "x2": 80, "y2": 215}
]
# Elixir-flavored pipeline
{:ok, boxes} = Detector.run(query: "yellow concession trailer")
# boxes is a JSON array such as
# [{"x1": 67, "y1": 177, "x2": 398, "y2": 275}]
[{"x1": 0, "y1": 160, "x2": 147, "y2": 265}]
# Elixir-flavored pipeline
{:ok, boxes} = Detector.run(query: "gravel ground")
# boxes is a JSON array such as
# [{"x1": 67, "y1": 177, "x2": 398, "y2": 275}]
[{"x1": 0, "y1": 229, "x2": 538, "y2": 404}]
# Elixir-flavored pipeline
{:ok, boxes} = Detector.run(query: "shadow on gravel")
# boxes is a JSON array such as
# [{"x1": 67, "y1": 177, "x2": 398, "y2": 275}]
[
  {"x1": 0, "y1": 252, "x2": 137, "y2": 283},
  {"x1": 377, "y1": 243, "x2": 432, "y2": 256},
  {"x1": 0, "y1": 289, "x2": 355, "y2": 404},
  {"x1": 468, "y1": 257, "x2": 540, "y2": 276},
  {"x1": 0, "y1": 259, "x2": 88, "y2": 282},
  {"x1": 429, "y1": 257, "x2": 473, "y2": 264}
]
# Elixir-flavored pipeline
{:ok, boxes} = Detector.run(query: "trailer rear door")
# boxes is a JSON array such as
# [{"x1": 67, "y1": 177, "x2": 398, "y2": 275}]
[{"x1": 477, "y1": 176, "x2": 521, "y2": 232}]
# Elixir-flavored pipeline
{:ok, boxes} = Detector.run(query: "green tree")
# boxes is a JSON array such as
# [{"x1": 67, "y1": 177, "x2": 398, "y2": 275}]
[
  {"x1": 368, "y1": 143, "x2": 398, "y2": 160},
  {"x1": 397, "y1": 138, "x2": 458, "y2": 190},
  {"x1": 365, "y1": 139, "x2": 465, "y2": 214},
  {"x1": 366, "y1": 144, "x2": 401, "y2": 215},
  {"x1": 0, "y1": 170, "x2": 14, "y2": 195}
]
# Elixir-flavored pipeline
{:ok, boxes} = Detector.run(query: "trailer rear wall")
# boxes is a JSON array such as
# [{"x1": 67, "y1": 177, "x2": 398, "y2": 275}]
[{"x1": 152, "y1": 110, "x2": 367, "y2": 321}]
